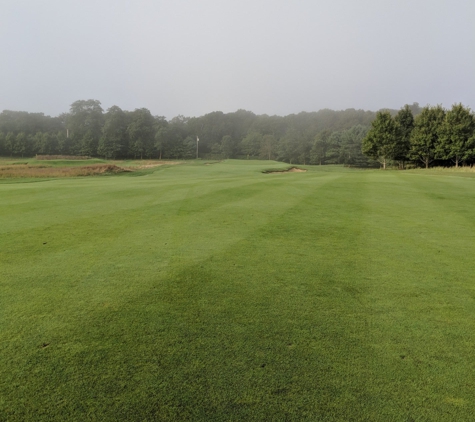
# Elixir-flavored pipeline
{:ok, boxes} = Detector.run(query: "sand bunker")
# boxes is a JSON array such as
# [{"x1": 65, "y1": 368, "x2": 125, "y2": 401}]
[{"x1": 264, "y1": 167, "x2": 307, "y2": 174}]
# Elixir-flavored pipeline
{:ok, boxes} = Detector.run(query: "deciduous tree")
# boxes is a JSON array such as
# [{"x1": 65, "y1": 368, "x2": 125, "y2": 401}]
[
  {"x1": 221, "y1": 135, "x2": 235, "y2": 159},
  {"x1": 260, "y1": 134, "x2": 276, "y2": 160},
  {"x1": 240, "y1": 132, "x2": 262, "y2": 158},
  {"x1": 394, "y1": 105, "x2": 414, "y2": 168},
  {"x1": 310, "y1": 130, "x2": 331, "y2": 165},
  {"x1": 14, "y1": 132, "x2": 27, "y2": 157},
  {"x1": 437, "y1": 104, "x2": 475, "y2": 167},
  {"x1": 409, "y1": 105, "x2": 445, "y2": 168},
  {"x1": 362, "y1": 111, "x2": 397, "y2": 169},
  {"x1": 5, "y1": 132, "x2": 15, "y2": 156},
  {"x1": 127, "y1": 108, "x2": 155, "y2": 159},
  {"x1": 99, "y1": 106, "x2": 128, "y2": 159},
  {"x1": 67, "y1": 99, "x2": 104, "y2": 155},
  {"x1": 0, "y1": 132, "x2": 5, "y2": 155}
]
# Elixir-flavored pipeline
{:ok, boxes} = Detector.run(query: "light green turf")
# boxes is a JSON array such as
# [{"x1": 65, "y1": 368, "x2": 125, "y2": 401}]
[{"x1": 1, "y1": 160, "x2": 475, "y2": 421}]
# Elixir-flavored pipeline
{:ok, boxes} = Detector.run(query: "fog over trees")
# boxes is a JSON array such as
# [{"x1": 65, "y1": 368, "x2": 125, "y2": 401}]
[{"x1": 1, "y1": 101, "x2": 474, "y2": 168}]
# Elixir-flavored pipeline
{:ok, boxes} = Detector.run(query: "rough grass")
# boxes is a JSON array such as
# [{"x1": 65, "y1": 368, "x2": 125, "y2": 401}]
[
  {"x1": 1, "y1": 160, "x2": 475, "y2": 420},
  {"x1": 410, "y1": 166, "x2": 475, "y2": 173},
  {"x1": 35, "y1": 154, "x2": 92, "y2": 160},
  {"x1": 0, "y1": 158, "x2": 184, "y2": 179},
  {"x1": 0, "y1": 163, "x2": 128, "y2": 178}
]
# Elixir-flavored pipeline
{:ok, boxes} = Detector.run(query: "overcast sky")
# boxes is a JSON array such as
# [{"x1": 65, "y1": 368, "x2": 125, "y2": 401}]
[{"x1": 1, "y1": 0, "x2": 474, "y2": 118}]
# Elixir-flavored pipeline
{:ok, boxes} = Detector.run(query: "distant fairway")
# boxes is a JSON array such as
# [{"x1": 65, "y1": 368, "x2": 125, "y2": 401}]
[{"x1": 2, "y1": 160, "x2": 475, "y2": 421}]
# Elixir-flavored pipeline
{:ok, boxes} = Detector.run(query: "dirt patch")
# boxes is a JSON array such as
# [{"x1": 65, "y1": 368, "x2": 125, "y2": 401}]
[
  {"x1": 0, "y1": 164, "x2": 130, "y2": 178},
  {"x1": 263, "y1": 167, "x2": 307, "y2": 174}
]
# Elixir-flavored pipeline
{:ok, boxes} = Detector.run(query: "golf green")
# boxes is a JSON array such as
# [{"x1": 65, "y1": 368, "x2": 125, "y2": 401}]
[{"x1": 1, "y1": 160, "x2": 475, "y2": 421}]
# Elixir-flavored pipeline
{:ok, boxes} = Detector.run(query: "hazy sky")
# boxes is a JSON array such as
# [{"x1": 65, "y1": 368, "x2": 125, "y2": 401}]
[{"x1": 1, "y1": 0, "x2": 474, "y2": 118}]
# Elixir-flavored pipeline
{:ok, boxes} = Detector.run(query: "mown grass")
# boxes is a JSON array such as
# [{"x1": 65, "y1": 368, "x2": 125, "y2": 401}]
[{"x1": 1, "y1": 160, "x2": 475, "y2": 420}]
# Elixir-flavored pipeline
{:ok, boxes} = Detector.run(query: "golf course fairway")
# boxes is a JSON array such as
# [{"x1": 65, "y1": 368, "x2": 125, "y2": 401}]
[{"x1": 1, "y1": 160, "x2": 475, "y2": 421}]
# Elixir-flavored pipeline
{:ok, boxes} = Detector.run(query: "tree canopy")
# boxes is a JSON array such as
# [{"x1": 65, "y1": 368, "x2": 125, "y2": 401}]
[
  {"x1": 1, "y1": 100, "x2": 472, "y2": 169},
  {"x1": 362, "y1": 111, "x2": 398, "y2": 169}
]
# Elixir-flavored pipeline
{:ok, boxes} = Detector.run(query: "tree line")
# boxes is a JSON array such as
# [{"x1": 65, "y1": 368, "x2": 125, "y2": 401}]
[
  {"x1": 362, "y1": 104, "x2": 475, "y2": 168},
  {"x1": 1, "y1": 99, "x2": 417, "y2": 165},
  {"x1": 7, "y1": 100, "x2": 469, "y2": 169}
]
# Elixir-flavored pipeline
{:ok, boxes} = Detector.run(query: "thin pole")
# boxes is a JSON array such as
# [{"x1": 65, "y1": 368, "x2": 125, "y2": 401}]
[{"x1": 196, "y1": 136, "x2": 199, "y2": 159}]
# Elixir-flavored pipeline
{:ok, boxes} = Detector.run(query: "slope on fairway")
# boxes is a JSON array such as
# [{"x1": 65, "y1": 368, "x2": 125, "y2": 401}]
[{"x1": 1, "y1": 161, "x2": 475, "y2": 421}]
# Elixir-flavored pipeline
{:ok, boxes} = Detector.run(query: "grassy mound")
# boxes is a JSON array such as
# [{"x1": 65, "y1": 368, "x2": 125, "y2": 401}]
[{"x1": 0, "y1": 163, "x2": 129, "y2": 178}]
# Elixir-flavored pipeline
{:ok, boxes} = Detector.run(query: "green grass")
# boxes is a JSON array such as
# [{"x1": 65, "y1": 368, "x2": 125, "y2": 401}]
[{"x1": 2, "y1": 160, "x2": 475, "y2": 420}]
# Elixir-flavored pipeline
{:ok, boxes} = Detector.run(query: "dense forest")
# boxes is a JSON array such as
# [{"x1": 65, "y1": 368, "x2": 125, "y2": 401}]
[
  {"x1": 0, "y1": 100, "x2": 412, "y2": 166},
  {"x1": 2, "y1": 100, "x2": 473, "y2": 168}
]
